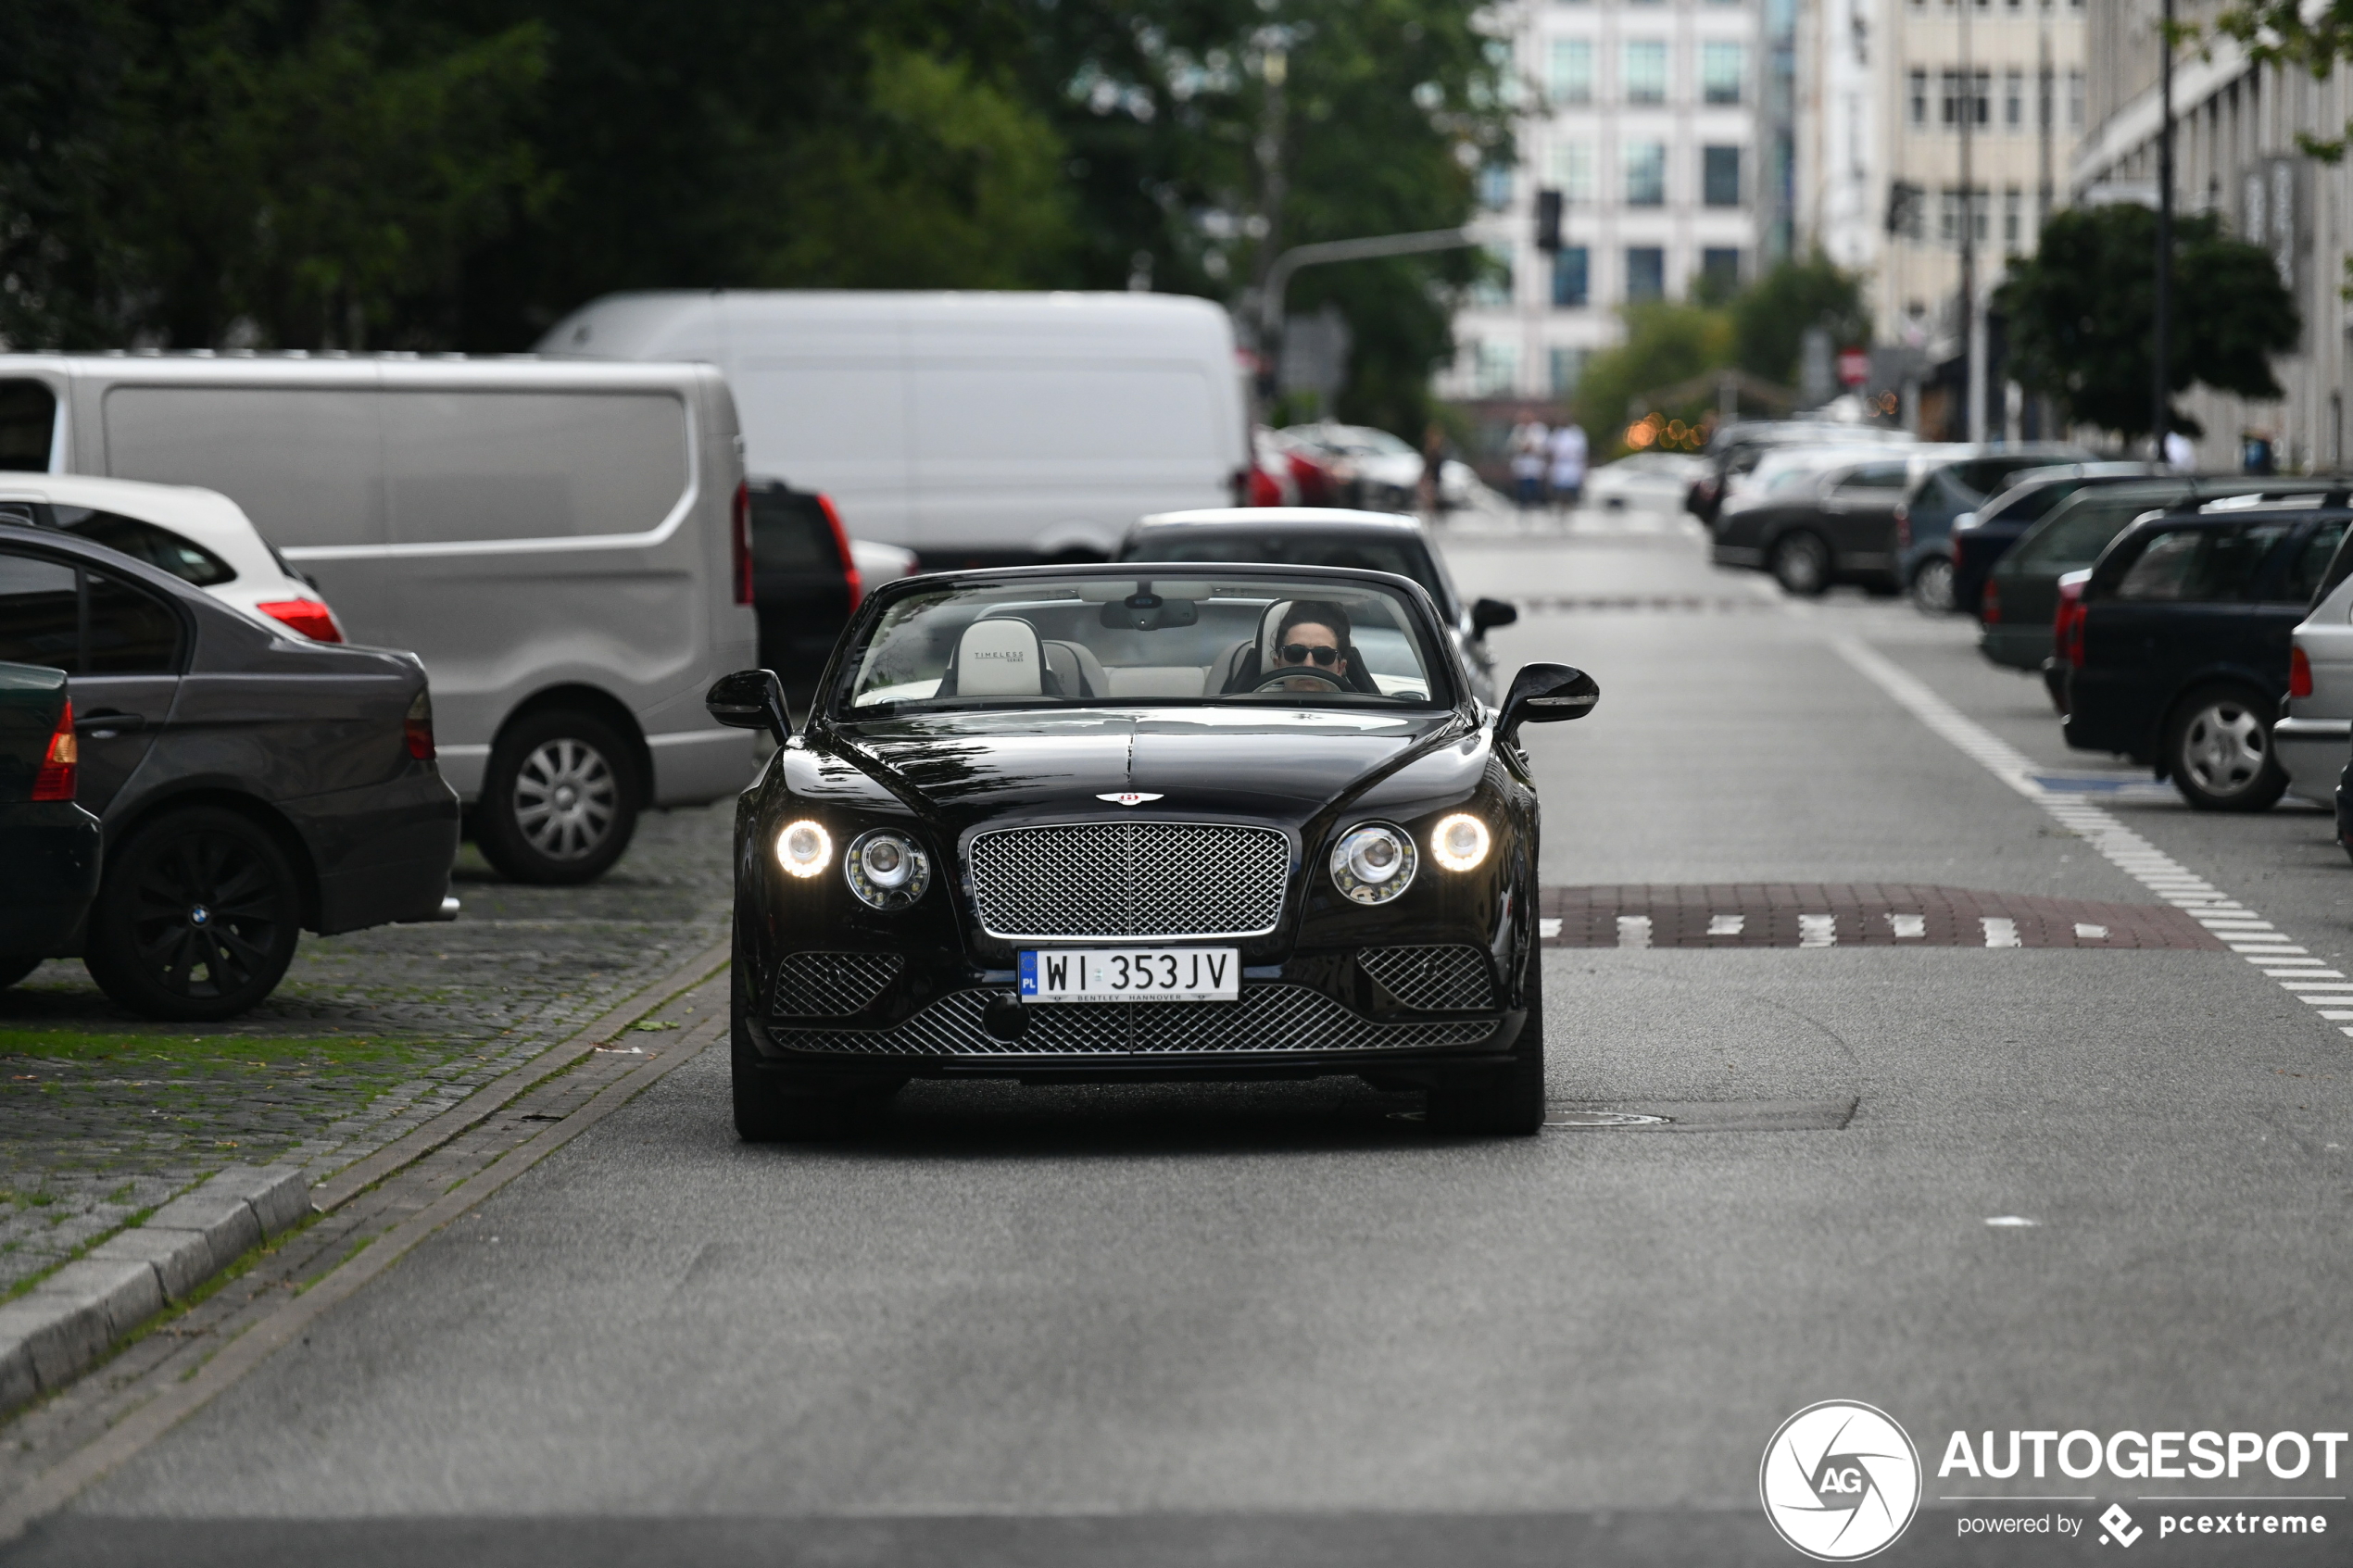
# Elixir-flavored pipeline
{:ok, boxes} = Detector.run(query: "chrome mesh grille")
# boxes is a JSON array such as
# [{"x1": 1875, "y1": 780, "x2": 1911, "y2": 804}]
[
  {"x1": 769, "y1": 985, "x2": 1493, "y2": 1057},
  {"x1": 771, "y1": 951, "x2": 904, "y2": 1018},
  {"x1": 968, "y1": 822, "x2": 1290, "y2": 938},
  {"x1": 1356, "y1": 946, "x2": 1496, "y2": 1011}
]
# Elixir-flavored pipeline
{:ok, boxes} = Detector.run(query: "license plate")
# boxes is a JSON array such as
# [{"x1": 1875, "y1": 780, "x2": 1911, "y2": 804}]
[{"x1": 1018, "y1": 947, "x2": 1239, "y2": 1003}]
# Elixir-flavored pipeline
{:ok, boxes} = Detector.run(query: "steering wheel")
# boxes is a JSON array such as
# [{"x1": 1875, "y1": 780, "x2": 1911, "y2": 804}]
[{"x1": 1252, "y1": 664, "x2": 1347, "y2": 693}]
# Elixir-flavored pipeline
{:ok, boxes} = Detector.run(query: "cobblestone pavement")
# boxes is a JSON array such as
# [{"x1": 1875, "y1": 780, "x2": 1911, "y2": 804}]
[{"x1": 0, "y1": 800, "x2": 736, "y2": 1294}]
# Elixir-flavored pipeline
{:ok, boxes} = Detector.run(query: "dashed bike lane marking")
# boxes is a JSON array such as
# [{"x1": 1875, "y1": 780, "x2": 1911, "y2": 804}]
[{"x1": 1830, "y1": 636, "x2": 2353, "y2": 1035}]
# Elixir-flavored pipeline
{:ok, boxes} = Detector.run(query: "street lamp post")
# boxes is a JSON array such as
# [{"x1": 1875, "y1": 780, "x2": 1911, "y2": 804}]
[{"x1": 2154, "y1": 0, "x2": 2175, "y2": 462}]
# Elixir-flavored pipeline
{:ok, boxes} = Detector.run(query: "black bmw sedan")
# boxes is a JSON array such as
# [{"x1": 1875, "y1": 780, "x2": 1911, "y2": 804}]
[
  {"x1": 0, "y1": 525, "x2": 459, "y2": 1019},
  {"x1": 707, "y1": 564, "x2": 1597, "y2": 1138}
]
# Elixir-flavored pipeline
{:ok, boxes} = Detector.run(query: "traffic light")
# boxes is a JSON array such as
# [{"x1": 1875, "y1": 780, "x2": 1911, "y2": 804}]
[{"x1": 1535, "y1": 189, "x2": 1564, "y2": 254}]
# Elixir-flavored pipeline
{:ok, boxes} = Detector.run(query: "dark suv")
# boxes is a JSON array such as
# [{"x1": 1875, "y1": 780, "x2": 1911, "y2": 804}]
[{"x1": 2061, "y1": 501, "x2": 2350, "y2": 809}]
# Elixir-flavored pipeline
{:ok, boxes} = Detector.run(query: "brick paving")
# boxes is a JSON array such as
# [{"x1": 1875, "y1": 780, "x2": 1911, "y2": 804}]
[
  {"x1": 1541, "y1": 884, "x2": 2228, "y2": 950},
  {"x1": 0, "y1": 802, "x2": 735, "y2": 1295}
]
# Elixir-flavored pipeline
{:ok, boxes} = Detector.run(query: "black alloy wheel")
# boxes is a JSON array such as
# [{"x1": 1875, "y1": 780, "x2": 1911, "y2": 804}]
[
  {"x1": 0, "y1": 955, "x2": 43, "y2": 990},
  {"x1": 1426, "y1": 951, "x2": 1546, "y2": 1135},
  {"x1": 1909, "y1": 556, "x2": 1958, "y2": 615},
  {"x1": 1769, "y1": 532, "x2": 1831, "y2": 596},
  {"x1": 476, "y1": 708, "x2": 642, "y2": 885},
  {"x1": 2167, "y1": 684, "x2": 2288, "y2": 812},
  {"x1": 84, "y1": 807, "x2": 303, "y2": 1021}
]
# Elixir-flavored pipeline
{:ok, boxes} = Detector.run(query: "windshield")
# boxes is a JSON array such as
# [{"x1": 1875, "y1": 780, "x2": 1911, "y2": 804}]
[
  {"x1": 1119, "y1": 532, "x2": 1447, "y2": 612},
  {"x1": 839, "y1": 574, "x2": 1447, "y2": 714}
]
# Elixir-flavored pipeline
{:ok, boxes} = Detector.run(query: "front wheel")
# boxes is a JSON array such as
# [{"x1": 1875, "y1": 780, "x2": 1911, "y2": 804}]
[
  {"x1": 2169, "y1": 685, "x2": 2287, "y2": 811},
  {"x1": 476, "y1": 709, "x2": 642, "y2": 885},
  {"x1": 83, "y1": 807, "x2": 303, "y2": 1021},
  {"x1": 1769, "y1": 532, "x2": 1831, "y2": 596},
  {"x1": 1427, "y1": 952, "x2": 1545, "y2": 1135},
  {"x1": 1910, "y1": 556, "x2": 1957, "y2": 615}
]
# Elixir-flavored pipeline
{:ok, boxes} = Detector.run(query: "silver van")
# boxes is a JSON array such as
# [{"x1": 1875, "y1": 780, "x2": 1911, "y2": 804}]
[{"x1": 0, "y1": 355, "x2": 758, "y2": 884}]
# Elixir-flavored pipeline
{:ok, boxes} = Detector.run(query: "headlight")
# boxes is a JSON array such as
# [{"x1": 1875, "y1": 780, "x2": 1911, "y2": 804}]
[
  {"x1": 1430, "y1": 813, "x2": 1491, "y2": 872},
  {"x1": 1331, "y1": 822, "x2": 1416, "y2": 905},
  {"x1": 775, "y1": 819, "x2": 832, "y2": 879},
  {"x1": 846, "y1": 828, "x2": 930, "y2": 909}
]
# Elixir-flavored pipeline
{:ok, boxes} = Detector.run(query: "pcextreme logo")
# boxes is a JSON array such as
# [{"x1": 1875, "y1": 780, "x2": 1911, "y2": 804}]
[{"x1": 1761, "y1": 1400, "x2": 1923, "y2": 1561}]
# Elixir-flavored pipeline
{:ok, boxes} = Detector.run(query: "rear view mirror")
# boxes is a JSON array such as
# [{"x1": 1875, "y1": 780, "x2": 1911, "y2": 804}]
[
  {"x1": 706, "y1": 669, "x2": 792, "y2": 744},
  {"x1": 1471, "y1": 597, "x2": 1518, "y2": 635},
  {"x1": 1100, "y1": 592, "x2": 1198, "y2": 631},
  {"x1": 1498, "y1": 662, "x2": 1599, "y2": 743}
]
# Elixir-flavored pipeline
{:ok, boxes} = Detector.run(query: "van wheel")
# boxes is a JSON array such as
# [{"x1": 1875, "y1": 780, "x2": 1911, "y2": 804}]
[
  {"x1": 1769, "y1": 532, "x2": 1831, "y2": 596},
  {"x1": 84, "y1": 807, "x2": 303, "y2": 1021},
  {"x1": 2169, "y1": 684, "x2": 2287, "y2": 812},
  {"x1": 477, "y1": 709, "x2": 641, "y2": 884}
]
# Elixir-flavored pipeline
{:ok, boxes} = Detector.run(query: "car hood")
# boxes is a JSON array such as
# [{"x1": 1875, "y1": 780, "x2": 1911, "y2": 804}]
[{"x1": 828, "y1": 707, "x2": 1466, "y2": 834}]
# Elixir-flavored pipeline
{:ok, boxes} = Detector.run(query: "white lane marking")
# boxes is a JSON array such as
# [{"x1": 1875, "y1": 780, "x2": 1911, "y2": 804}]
[
  {"x1": 1539, "y1": 917, "x2": 1563, "y2": 939},
  {"x1": 1985, "y1": 1215, "x2": 2042, "y2": 1227},
  {"x1": 2075, "y1": 922, "x2": 2110, "y2": 940},
  {"x1": 1982, "y1": 917, "x2": 2022, "y2": 948},
  {"x1": 1831, "y1": 635, "x2": 2344, "y2": 1039},
  {"x1": 1799, "y1": 913, "x2": 1838, "y2": 947},
  {"x1": 1617, "y1": 915, "x2": 1653, "y2": 949},
  {"x1": 1708, "y1": 913, "x2": 1745, "y2": 935},
  {"x1": 1890, "y1": 913, "x2": 1928, "y2": 938}
]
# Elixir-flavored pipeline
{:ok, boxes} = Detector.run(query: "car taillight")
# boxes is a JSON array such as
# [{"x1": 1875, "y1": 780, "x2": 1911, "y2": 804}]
[
  {"x1": 2292, "y1": 645, "x2": 2314, "y2": 699},
  {"x1": 817, "y1": 491, "x2": 862, "y2": 610},
  {"x1": 732, "y1": 481, "x2": 752, "y2": 607},
  {"x1": 255, "y1": 598, "x2": 344, "y2": 642},
  {"x1": 403, "y1": 689, "x2": 435, "y2": 760},
  {"x1": 1981, "y1": 580, "x2": 2001, "y2": 624},
  {"x1": 31, "y1": 699, "x2": 75, "y2": 801},
  {"x1": 2055, "y1": 584, "x2": 2088, "y2": 670}
]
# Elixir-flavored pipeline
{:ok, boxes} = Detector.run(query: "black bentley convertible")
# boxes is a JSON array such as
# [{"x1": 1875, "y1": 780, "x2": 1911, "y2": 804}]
[{"x1": 706, "y1": 564, "x2": 1596, "y2": 1137}]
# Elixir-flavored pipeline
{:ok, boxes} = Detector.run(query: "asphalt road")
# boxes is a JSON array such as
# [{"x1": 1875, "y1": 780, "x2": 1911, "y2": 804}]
[{"x1": 11, "y1": 508, "x2": 2353, "y2": 1568}]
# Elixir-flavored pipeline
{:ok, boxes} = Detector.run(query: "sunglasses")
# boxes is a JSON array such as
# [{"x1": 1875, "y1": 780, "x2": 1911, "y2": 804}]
[{"x1": 1279, "y1": 643, "x2": 1340, "y2": 666}]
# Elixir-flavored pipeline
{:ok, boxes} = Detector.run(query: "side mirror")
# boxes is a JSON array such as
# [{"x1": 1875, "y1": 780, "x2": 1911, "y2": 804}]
[
  {"x1": 1471, "y1": 597, "x2": 1518, "y2": 636},
  {"x1": 1497, "y1": 662, "x2": 1599, "y2": 743},
  {"x1": 706, "y1": 669, "x2": 793, "y2": 744}
]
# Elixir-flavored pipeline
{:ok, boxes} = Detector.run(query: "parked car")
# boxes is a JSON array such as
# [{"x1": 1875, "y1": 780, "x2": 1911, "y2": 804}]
[
  {"x1": 1115, "y1": 508, "x2": 1517, "y2": 702},
  {"x1": 1245, "y1": 427, "x2": 1340, "y2": 508},
  {"x1": 1281, "y1": 422, "x2": 1478, "y2": 512},
  {"x1": 1709, "y1": 448, "x2": 1919, "y2": 594},
  {"x1": 1583, "y1": 452, "x2": 1705, "y2": 513},
  {"x1": 0, "y1": 660, "x2": 101, "y2": 990},
  {"x1": 2271, "y1": 524, "x2": 2353, "y2": 800},
  {"x1": 0, "y1": 524, "x2": 459, "y2": 1017},
  {"x1": 1982, "y1": 481, "x2": 2344, "y2": 674},
  {"x1": 0, "y1": 353, "x2": 758, "y2": 884},
  {"x1": 748, "y1": 479, "x2": 863, "y2": 713},
  {"x1": 1949, "y1": 464, "x2": 2156, "y2": 621},
  {"x1": 851, "y1": 537, "x2": 919, "y2": 588},
  {"x1": 2060, "y1": 499, "x2": 2349, "y2": 809},
  {"x1": 1897, "y1": 446, "x2": 2093, "y2": 611},
  {"x1": 704, "y1": 563, "x2": 1598, "y2": 1138},
  {"x1": 2336, "y1": 758, "x2": 2353, "y2": 862},
  {"x1": 1685, "y1": 420, "x2": 1915, "y2": 529},
  {"x1": 0, "y1": 473, "x2": 344, "y2": 642},
  {"x1": 539, "y1": 290, "x2": 1247, "y2": 561}
]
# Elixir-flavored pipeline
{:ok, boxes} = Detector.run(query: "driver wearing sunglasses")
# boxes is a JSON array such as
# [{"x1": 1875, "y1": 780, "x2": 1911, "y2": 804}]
[{"x1": 1265, "y1": 600, "x2": 1352, "y2": 692}]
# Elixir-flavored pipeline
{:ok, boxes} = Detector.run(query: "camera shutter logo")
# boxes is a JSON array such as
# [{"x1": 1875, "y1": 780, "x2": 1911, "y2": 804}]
[{"x1": 1759, "y1": 1400, "x2": 1922, "y2": 1561}]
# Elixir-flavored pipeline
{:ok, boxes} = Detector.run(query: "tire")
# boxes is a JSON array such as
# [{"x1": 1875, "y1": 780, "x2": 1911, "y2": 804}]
[
  {"x1": 0, "y1": 954, "x2": 43, "y2": 990},
  {"x1": 475, "y1": 709, "x2": 641, "y2": 885},
  {"x1": 83, "y1": 807, "x2": 303, "y2": 1021},
  {"x1": 1769, "y1": 532, "x2": 1831, "y2": 596},
  {"x1": 2168, "y1": 685, "x2": 2288, "y2": 812},
  {"x1": 731, "y1": 988, "x2": 901, "y2": 1142},
  {"x1": 1910, "y1": 556, "x2": 1957, "y2": 615},
  {"x1": 1427, "y1": 951, "x2": 1546, "y2": 1136}
]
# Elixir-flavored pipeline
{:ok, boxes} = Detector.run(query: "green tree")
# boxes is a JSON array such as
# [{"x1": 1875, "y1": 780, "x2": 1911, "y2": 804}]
[
  {"x1": 1996, "y1": 203, "x2": 2298, "y2": 440},
  {"x1": 1730, "y1": 252, "x2": 1870, "y2": 385},
  {"x1": 1572, "y1": 302, "x2": 1734, "y2": 455}
]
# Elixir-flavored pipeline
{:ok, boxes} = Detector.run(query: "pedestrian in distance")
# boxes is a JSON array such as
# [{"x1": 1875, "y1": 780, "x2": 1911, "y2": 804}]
[
  {"x1": 1547, "y1": 421, "x2": 1588, "y2": 512},
  {"x1": 1509, "y1": 418, "x2": 1549, "y2": 510}
]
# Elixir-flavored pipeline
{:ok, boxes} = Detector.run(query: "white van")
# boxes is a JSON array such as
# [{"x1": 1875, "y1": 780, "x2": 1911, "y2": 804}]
[
  {"x1": 535, "y1": 291, "x2": 1249, "y2": 561},
  {"x1": 0, "y1": 354, "x2": 758, "y2": 884}
]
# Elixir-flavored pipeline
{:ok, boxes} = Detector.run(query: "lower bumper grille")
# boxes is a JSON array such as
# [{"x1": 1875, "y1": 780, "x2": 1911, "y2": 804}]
[
  {"x1": 767, "y1": 984, "x2": 1495, "y2": 1057},
  {"x1": 1356, "y1": 945, "x2": 1496, "y2": 1010},
  {"x1": 772, "y1": 951, "x2": 904, "y2": 1017}
]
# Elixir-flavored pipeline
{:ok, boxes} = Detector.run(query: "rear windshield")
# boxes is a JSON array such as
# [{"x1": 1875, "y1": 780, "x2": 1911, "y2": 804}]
[
  {"x1": 749, "y1": 487, "x2": 842, "y2": 573},
  {"x1": 2010, "y1": 488, "x2": 2188, "y2": 572},
  {"x1": 1121, "y1": 532, "x2": 1442, "y2": 607},
  {"x1": 839, "y1": 574, "x2": 1445, "y2": 714},
  {"x1": 2108, "y1": 523, "x2": 2296, "y2": 603}
]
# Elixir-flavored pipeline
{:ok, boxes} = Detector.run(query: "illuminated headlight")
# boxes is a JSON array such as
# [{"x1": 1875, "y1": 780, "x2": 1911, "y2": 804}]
[
  {"x1": 1331, "y1": 822, "x2": 1417, "y2": 905},
  {"x1": 775, "y1": 819, "x2": 833, "y2": 879},
  {"x1": 1430, "y1": 813, "x2": 1491, "y2": 872},
  {"x1": 846, "y1": 828, "x2": 930, "y2": 909}
]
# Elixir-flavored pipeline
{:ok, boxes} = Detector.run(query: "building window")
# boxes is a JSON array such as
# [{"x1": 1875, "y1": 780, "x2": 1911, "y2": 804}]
[
  {"x1": 1941, "y1": 69, "x2": 1989, "y2": 128},
  {"x1": 1702, "y1": 42, "x2": 1744, "y2": 105},
  {"x1": 1478, "y1": 162, "x2": 1513, "y2": 211},
  {"x1": 1550, "y1": 138, "x2": 1595, "y2": 203},
  {"x1": 1938, "y1": 187, "x2": 1990, "y2": 245},
  {"x1": 1909, "y1": 69, "x2": 1929, "y2": 127},
  {"x1": 1549, "y1": 38, "x2": 1593, "y2": 104},
  {"x1": 1470, "y1": 242, "x2": 1514, "y2": 307},
  {"x1": 2003, "y1": 187, "x2": 2022, "y2": 248},
  {"x1": 1625, "y1": 141, "x2": 1667, "y2": 205},
  {"x1": 1624, "y1": 41, "x2": 1667, "y2": 104},
  {"x1": 1701, "y1": 248, "x2": 1743, "y2": 296},
  {"x1": 2004, "y1": 69, "x2": 2023, "y2": 128},
  {"x1": 1550, "y1": 347, "x2": 1590, "y2": 395},
  {"x1": 1553, "y1": 246, "x2": 1591, "y2": 307},
  {"x1": 1473, "y1": 341, "x2": 1519, "y2": 397},
  {"x1": 1703, "y1": 145, "x2": 1743, "y2": 207},
  {"x1": 2067, "y1": 69, "x2": 2084, "y2": 128},
  {"x1": 1626, "y1": 247, "x2": 1666, "y2": 301}
]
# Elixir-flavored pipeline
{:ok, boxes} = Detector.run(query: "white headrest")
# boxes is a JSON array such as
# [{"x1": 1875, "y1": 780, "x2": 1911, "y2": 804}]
[
  {"x1": 1259, "y1": 599, "x2": 1294, "y2": 660},
  {"x1": 956, "y1": 618, "x2": 1043, "y2": 696}
]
